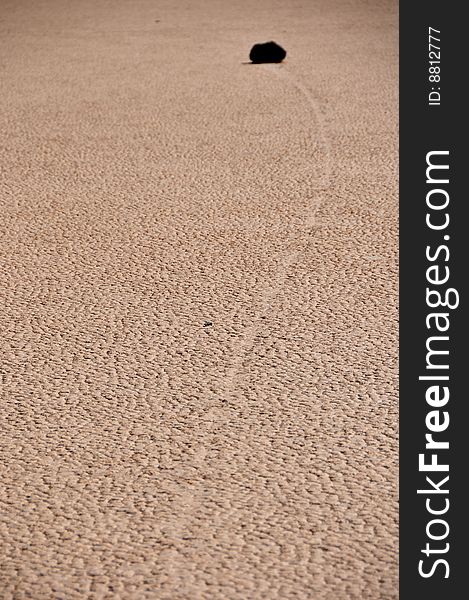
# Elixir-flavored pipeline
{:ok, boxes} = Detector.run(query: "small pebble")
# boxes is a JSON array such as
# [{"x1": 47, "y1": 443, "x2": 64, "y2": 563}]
[{"x1": 249, "y1": 41, "x2": 287, "y2": 64}]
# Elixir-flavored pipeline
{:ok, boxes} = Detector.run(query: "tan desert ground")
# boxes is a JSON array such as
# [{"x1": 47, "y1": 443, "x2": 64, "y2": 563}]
[{"x1": 0, "y1": 0, "x2": 398, "y2": 598}]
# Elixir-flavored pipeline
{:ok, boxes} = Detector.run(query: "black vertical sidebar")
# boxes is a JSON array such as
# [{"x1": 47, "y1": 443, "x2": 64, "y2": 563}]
[{"x1": 400, "y1": 2, "x2": 466, "y2": 598}]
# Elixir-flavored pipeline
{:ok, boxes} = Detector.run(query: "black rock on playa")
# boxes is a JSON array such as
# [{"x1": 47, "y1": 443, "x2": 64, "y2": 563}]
[{"x1": 249, "y1": 41, "x2": 287, "y2": 64}]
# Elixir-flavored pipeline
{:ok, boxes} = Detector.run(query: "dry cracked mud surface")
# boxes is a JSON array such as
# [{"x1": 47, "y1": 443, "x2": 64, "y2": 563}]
[{"x1": 1, "y1": 0, "x2": 398, "y2": 598}]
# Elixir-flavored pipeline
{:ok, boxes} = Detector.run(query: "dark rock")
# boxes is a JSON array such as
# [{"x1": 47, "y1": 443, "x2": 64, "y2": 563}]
[
  {"x1": 249, "y1": 41, "x2": 286, "y2": 64},
  {"x1": 203, "y1": 321, "x2": 213, "y2": 327}
]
